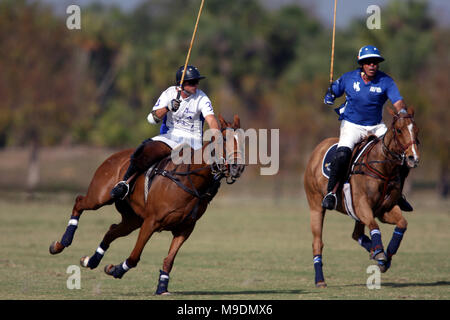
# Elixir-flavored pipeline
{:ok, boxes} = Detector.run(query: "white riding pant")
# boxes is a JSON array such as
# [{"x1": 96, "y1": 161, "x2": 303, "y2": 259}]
[{"x1": 337, "y1": 120, "x2": 387, "y2": 150}]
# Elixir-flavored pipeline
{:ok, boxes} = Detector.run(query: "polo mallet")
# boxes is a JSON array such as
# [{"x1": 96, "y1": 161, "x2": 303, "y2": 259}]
[
  {"x1": 329, "y1": 0, "x2": 337, "y2": 84},
  {"x1": 177, "y1": 0, "x2": 206, "y2": 100}
]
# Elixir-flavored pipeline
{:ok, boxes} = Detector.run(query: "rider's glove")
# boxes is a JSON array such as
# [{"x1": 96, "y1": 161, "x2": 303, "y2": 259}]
[
  {"x1": 324, "y1": 86, "x2": 336, "y2": 105},
  {"x1": 168, "y1": 98, "x2": 181, "y2": 112}
]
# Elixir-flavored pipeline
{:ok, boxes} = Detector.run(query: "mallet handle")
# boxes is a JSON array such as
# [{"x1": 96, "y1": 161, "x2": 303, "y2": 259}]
[
  {"x1": 177, "y1": 0, "x2": 206, "y2": 99},
  {"x1": 329, "y1": 0, "x2": 337, "y2": 84}
]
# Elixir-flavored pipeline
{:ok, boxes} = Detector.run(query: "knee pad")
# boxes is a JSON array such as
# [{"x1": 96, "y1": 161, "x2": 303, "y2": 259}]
[{"x1": 334, "y1": 146, "x2": 352, "y2": 168}]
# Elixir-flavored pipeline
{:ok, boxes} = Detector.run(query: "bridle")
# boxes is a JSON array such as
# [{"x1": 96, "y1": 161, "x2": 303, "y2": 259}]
[
  {"x1": 211, "y1": 127, "x2": 245, "y2": 184},
  {"x1": 382, "y1": 113, "x2": 419, "y2": 164}
]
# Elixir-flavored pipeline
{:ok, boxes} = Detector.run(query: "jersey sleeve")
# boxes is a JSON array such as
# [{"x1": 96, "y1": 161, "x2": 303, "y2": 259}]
[
  {"x1": 199, "y1": 96, "x2": 215, "y2": 118},
  {"x1": 330, "y1": 74, "x2": 346, "y2": 97},
  {"x1": 152, "y1": 88, "x2": 172, "y2": 111},
  {"x1": 385, "y1": 77, "x2": 403, "y2": 104}
]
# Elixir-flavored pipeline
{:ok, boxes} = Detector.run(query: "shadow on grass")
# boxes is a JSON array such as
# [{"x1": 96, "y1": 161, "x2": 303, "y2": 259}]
[
  {"x1": 336, "y1": 281, "x2": 450, "y2": 289},
  {"x1": 172, "y1": 289, "x2": 307, "y2": 296},
  {"x1": 381, "y1": 281, "x2": 450, "y2": 288}
]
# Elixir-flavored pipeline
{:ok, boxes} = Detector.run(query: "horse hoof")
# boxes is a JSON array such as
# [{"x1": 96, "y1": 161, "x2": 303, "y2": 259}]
[
  {"x1": 80, "y1": 256, "x2": 90, "y2": 268},
  {"x1": 373, "y1": 251, "x2": 387, "y2": 263},
  {"x1": 49, "y1": 241, "x2": 64, "y2": 255},
  {"x1": 104, "y1": 264, "x2": 115, "y2": 276},
  {"x1": 315, "y1": 281, "x2": 327, "y2": 288}
]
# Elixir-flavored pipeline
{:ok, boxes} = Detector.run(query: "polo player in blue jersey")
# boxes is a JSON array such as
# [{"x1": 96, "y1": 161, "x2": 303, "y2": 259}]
[{"x1": 322, "y1": 45, "x2": 413, "y2": 211}]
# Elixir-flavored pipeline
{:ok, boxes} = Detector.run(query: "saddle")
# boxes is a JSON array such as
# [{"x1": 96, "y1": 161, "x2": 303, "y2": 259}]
[
  {"x1": 141, "y1": 156, "x2": 222, "y2": 222},
  {"x1": 321, "y1": 135, "x2": 379, "y2": 181},
  {"x1": 321, "y1": 136, "x2": 379, "y2": 221}
]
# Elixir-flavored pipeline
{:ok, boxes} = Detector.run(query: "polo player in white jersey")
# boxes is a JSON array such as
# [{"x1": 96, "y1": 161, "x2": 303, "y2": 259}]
[{"x1": 110, "y1": 65, "x2": 220, "y2": 200}]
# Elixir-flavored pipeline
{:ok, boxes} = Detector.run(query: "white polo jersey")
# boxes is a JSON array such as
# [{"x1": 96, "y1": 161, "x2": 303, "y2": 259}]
[{"x1": 147, "y1": 86, "x2": 215, "y2": 150}]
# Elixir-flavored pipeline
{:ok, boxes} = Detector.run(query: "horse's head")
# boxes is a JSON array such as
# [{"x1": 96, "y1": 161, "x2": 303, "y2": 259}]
[
  {"x1": 387, "y1": 106, "x2": 420, "y2": 168},
  {"x1": 215, "y1": 114, "x2": 245, "y2": 184}
]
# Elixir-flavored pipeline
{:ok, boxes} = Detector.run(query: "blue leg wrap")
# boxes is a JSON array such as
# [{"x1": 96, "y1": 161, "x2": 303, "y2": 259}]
[
  {"x1": 87, "y1": 242, "x2": 109, "y2": 269},
  {"x1": 112, "y1": 260, "x2": 131, "y2": 279},
  {"x1": 155, "y1": 270, "x2": 170, "y2": 295},
  {"x1": 358, "y1": 235, "x2": 372, "y2": 252},
  {"x1": 370, "y1": 229, "x2": 383, "y2": 256},
  {"x1": 313, "y1": 255, "x2": 325, "y2": 284},
  {"x1": 60, "y1": 216, "x2": 79, "y2": 247},
  {"x1": 387, "y1": 227, "x2": 406, "y2": 258}
]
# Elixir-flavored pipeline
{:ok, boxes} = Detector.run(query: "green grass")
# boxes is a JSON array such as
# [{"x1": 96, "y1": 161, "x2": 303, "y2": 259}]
[{"x1": 0, "y1": 191, "x2": 448, "y2": 300}]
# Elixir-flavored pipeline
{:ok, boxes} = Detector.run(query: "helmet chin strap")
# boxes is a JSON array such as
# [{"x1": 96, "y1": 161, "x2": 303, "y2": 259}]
[{"x1": 177, "y1": 85, "x2": 192, "y2": 98}]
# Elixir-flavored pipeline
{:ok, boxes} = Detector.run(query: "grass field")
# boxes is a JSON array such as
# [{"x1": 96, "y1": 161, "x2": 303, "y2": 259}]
[{"x1": 0, "y1": 189, "x2": 449, "y2": 300}]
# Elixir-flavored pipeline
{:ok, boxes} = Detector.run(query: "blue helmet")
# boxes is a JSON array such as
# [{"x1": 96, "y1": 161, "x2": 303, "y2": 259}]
[{"x1": 357, "y1": 45, "x2": 384, "y2": 64}]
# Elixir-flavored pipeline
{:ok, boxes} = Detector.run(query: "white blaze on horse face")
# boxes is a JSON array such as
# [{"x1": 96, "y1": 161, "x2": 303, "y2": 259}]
[
  {"x1": 225, "y1": 129, "x2": 245, "y2": 164},
  {"x1": 407, "y1": 123, "x2": 419, "y2": 161}
]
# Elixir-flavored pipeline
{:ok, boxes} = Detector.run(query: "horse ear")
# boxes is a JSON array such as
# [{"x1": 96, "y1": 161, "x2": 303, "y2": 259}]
[
  {"x1": 407, "y1": 106, "x2": 415, "y2": 117},
  {"x1": 233, "y1": 115, "x2": 240, "y2": 129},
  {"x1": 218, "y1": 114, "x2": 227, "y2": 129}
]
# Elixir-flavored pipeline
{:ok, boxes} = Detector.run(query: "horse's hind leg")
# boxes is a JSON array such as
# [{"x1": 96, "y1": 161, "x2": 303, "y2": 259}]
[
  {"x1": 80, "y1": 202, "x2": 143, "y2": 269},
  {"x1": 310, "y1": 206, "x2": 327, "y2": 288},
  {"x1": 155, "y1": 224, "x2": 195, "y2": 295},
  {"x1": 378, "y1": 206, "x2": 408, "y2": 271},
  {"x1": 49, "y1": 179, "x2": 115, "y2": 255}
]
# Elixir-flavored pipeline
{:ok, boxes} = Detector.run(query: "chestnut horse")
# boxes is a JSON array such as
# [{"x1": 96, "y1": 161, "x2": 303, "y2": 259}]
[
  {"x1": 49, "y1": 115, "x2": 245, "y2": 295},
  {"x1": 304, "y1": 107, "x2": 419, "y2": 288}
]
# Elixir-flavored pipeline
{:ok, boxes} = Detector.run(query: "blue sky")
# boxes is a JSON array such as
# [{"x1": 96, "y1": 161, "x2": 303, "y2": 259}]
[{"x1": 44, "y1": 0, "x2": 450, "y2": 28}]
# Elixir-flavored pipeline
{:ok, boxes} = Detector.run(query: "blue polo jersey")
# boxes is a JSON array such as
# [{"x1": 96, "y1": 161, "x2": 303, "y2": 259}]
[{"x1": 330, "y1": 69, "x2": 403, "y2": 126}]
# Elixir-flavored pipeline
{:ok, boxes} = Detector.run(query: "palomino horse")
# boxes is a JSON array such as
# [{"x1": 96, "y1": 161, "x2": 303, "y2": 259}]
[
  {"x1": 304, "y1": 107, "x2": 419, "y2": 288},
  {"x1": 49, "y1": 115, "x2": 245, "y2": 294}
]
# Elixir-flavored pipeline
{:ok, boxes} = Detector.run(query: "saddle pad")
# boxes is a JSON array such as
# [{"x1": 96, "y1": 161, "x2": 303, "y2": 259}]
[
  {"x1": 144, "y1": 163, "x2": 157, "y2": 203},
  {"x1": 321, "y1": 143, "x2": 338, "y2": 179},
  {"x1": 321, "y1": 143, "x2": 362, "y2": 221},
  {"x1": 343, "y1": 182, "x2": 360, "y2": 221}
]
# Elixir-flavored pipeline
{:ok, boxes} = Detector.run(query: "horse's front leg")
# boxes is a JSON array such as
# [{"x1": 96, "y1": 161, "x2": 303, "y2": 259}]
[
  {"x1": 379, "y1": 205, "x2": 408, "y2": 272},
  {"x1": 80, "y1": 210, "x2": 143, "y2": 269},
  {"x1": 354, "y1": 197, "x2": 388, "y2": 272},
  {"x1": 352, "y1": 221, "x2": 371, "y2": 253},
  {"x1": 155, "y1": 224, "x2": 196, "y2": 295},
  {"x1": 104, "y1": 217, "x2": 157, "y2": 279}
]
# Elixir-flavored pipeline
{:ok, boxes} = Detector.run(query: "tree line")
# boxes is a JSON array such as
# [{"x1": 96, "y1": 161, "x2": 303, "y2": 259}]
[{"x1": 0, "y1": 0, "x2": 447, "y2": 196}]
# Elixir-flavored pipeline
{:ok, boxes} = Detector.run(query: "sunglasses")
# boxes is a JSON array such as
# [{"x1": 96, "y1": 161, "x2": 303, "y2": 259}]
[
  {"x1": 184, "y1": 79, "x2": 199, "y2": 86},
  {"x1": 362, "y1": 59, "x2": 380, "y2": 66}
]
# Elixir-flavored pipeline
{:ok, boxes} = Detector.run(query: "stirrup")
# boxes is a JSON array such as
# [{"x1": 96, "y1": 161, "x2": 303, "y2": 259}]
[
  {"x1": 322, "y1": 192, "x2": 337, "y2": 210},
  {"x1": 111, "y1": 181, "x2": 130, "y2": 200}
]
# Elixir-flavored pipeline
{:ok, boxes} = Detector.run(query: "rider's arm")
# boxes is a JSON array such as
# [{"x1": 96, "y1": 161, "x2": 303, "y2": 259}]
[
  {"x1": 386, "y1": 77, "x2": 405, "y2": 114},
  {"x1": 147, "y1": 89, "x2": 172, "y2": 124},
  {"x1": 393, "y1": 99, "x2": 407, "y2": 114},
  {"x1": 205, "y1": 114, "x2": 220, "y2": 131}
]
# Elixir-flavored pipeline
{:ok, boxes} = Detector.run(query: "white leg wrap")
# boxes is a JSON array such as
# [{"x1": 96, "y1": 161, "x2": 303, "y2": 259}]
[
  {"x1": 68, "y1": 219, "x2": 79, "y2": 226},
  {"x1": 122, "y1": 261, "x2": 130, "y2": 271}
]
